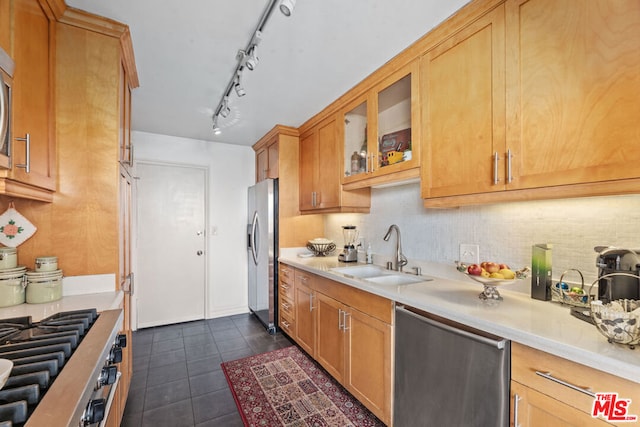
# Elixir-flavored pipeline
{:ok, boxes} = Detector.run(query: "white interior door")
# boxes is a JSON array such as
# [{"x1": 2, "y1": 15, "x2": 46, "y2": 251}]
[{"x1": 136, "y1": 162, "x2": 207, "y2": 328}]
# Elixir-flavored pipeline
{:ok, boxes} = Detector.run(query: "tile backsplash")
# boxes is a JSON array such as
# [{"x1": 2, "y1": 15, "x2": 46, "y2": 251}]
[{"x1": 324, "y1": 182, "x2": 640, "y2": 287}]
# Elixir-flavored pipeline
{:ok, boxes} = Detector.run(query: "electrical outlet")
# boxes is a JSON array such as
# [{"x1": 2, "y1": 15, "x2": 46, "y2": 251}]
[{"x1": 459, "y1": 244, "x2": 479, "y2": 265}]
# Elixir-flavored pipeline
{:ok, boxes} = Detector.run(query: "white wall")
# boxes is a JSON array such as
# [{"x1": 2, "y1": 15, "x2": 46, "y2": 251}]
[
  {"x1": 132, "y1": 131, "x2": 255, "y2": 320},
  {"x1": 325, "y1": 182, "x2": 640, "y2": 292}
]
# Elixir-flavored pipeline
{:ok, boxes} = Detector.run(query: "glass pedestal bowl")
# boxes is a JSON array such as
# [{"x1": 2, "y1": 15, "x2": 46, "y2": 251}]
[{"x1": 456, "y1": 262, "x2": 529, "y2": 301}]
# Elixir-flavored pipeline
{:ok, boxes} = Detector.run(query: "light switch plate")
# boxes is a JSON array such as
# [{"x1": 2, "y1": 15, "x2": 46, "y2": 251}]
[{"x1": 459, "y1": 244, "x2": 479, "y2": 265}]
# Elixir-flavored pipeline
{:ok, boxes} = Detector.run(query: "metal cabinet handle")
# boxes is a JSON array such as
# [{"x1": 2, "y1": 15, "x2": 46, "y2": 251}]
[
  {"x1": 126, "y1": 272, "x2": 134, "y2": 295},
  {"x1": 343, "y1": 311, "x2": 350, "y2": 331},
  {"x1": 493, "y1": 151, "x2": 499, "y2": 185},
  {"x1": 197, "y1": 250, "x2": 203, "y2": 256},
  {"x1": 338, "y1": 309, "x2": 344, "y2": 330},
  {"x1": 0, "y1": 74, "x2": 8, "y2": 145},
  {"x1": 311, "y1": 191, "x2": 316, "y2": 207},
  {"x1": 506, "y1": 149, "x2": 513, "y2": 184},
  {"x1": 513, "y1": 393, "x2": 521, "y2": 427},
  {"x1": 15, "y1": 133, "x2": 30, "y2": 173},
  {"x1": 535, "y1": 371, "x2": 596, "y2": 397},
  {"x1": 309, "y1": 292, "x2": 315, "y2": 312}
]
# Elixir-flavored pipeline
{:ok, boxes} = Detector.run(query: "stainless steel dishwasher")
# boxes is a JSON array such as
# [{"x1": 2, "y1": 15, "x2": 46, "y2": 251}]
[{"x1": 394, "y1": 305, "x2": 510, "y2": 427}]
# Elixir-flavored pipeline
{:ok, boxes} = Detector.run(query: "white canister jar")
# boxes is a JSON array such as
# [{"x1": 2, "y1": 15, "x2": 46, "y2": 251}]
[
  {"x1": 26, "y1": 277, "x2": 62, "y2": 304},
  {"x1": 35, "y1": 256, "x2": 58, "y2": 272},
  {"x1": 0, "y1": 247, "x2": 18, "y2": 270},
  {"x1": 0, "y1": 275, "x2": 26, "y2": 307}
]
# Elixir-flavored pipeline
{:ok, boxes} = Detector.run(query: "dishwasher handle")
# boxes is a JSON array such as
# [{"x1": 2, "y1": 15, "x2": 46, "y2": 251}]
[{"x1": 396, "y1": 305, "x2": 507, "y2": 350}]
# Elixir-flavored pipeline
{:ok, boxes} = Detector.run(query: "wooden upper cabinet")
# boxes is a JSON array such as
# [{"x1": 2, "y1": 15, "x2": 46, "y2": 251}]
[
  {"x1": 342, "y1": 60, "x2": 421, "y2": 190},
  {"x1": 422, "y1": 0, "x2": 640, "y2": 206},
  {"x1": 2, "y1": 0, "x2": 56, "y2": 198},
  {"x1": 119, "y1": 61, "x2": 133, "y2": 168},
  {"x1": 505, "y1": 0, "x2": 640, "y2": 190},
  {"x1": 254, "y1": 141, "x2": 278, "y2": 182},
  {"x1": 255, "y1": 147, "x2": 268, "y2": 182},
  {"x1": 299, "y1": 115, "x2": 370, "y2": 213},
  {"x1": 421, "y1": 4, "x2": 506, "y2": 199},
  {"x1": 0, "y1": 1, "x2": 9, "y2": 52}
]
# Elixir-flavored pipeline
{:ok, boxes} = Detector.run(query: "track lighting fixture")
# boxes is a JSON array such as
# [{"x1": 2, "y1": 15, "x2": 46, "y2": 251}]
[
  {"x1": 211, "y1": 1, "x2": 294, "y2": 135},
  {"x1": 279, "y1": 0, "x2": 296, "y2": 16},
  {"x1": 245, "y1": 46, "x2": 259, "y2": 71},
  {"x1": 234, "y1": 72, "x2": 246, "y2": 97}
]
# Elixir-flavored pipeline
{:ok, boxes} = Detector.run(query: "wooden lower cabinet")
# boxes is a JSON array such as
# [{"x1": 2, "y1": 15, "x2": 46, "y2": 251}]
[
  {"x1": 511, "y1": 343, "x2": 640, "y2": 427},
  {"x1": 346, "y1": 307, "x2": 392, "y2": 422},
  {"x1": 280, "y1": 263, "x2": 393, "y2": 425},
  {"x1": 315, "y1": 292, "x2": 347, "y2": 383},
  {"x1": 279, "y1": 264, "x2": 296, "y2": 337},
  {"x1": 511, "y1": 380, "x2": 611, "y2": 427},
  {"x1": 293, "y1": 269, "x2": 315, "y2": 356}
]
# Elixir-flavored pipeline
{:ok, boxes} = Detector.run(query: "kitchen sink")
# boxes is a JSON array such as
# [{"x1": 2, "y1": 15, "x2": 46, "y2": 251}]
[
  {"x1": 330, "y1": 265, "x2": 431, "y2": 286},
  {"x1": 330, "y1": 265, "x2": 387, "y2": 278},
  {"x1": 366, "y1": 274, "x2": 427, "y2": 286}
]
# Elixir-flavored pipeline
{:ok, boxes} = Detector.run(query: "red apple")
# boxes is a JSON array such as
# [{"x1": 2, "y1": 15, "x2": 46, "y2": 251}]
[
  {"x1": 499, "y1": 263, "x2": 510, "y2": 270},
  {"x1": 467, "y1": 264, "x2": 482, "y2": 276}
]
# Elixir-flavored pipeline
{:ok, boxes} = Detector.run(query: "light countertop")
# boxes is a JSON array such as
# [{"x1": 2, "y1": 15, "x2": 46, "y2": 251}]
[
  {"x1": 0, "y1": 273, "x2": 122, "y2": 322},
  {"x1": 0, "y1": 291, "x2": 124, "y2": 322},
  {"x1": 279, "y1": 251, "x2": 640, "y2": 384}
]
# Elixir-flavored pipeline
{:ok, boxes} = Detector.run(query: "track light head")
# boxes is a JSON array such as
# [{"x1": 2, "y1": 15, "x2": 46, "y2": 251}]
[
  {"x1": 220, "y1": 97, "x2": 231, "y2": 118},
  {"x1": 212, "y1": 116, "x2": 221, "y2": 135},
  {"x1": 280, "y1": 0, "x2": 296, "y2": 16},
  {"x1": 245, "y1": 46, "x2": 259, "y2": 71},
  {"x1": 234, "y1": 82, "x2": 246, "y2": 97},
  {"x1": 234, "y1": 73, "x2": 246, "y2": 97}
]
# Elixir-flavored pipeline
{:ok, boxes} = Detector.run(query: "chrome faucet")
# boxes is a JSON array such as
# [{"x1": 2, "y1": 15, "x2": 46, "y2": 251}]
[{"x1": 383, "y1": 224, "x2": 408, "y2": 272}]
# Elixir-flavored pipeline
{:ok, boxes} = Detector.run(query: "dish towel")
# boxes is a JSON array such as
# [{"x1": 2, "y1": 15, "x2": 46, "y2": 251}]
[{"x1": 0, "y1": 202, "x2": 37, "y2": 247}]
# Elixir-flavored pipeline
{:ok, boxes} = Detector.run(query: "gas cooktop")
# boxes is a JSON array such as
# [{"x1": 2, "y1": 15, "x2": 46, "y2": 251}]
[{"x1": 0, "y1": 309, "x2": 99, "y2": 426}]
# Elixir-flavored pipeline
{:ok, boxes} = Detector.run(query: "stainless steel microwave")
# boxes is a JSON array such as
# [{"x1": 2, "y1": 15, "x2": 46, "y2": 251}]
[{"x1": 0, "y1": 45, "x2": 14, "y2": 169}]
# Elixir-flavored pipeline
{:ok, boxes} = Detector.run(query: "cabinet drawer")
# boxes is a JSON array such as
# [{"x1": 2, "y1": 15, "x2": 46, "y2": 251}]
[
  {"x1": 279, "y1": 280, "x2": 294, "y2": 301},
  {"x1": 279, "y1": 309, "x2": 295, "y2": 336},
  {"x1": 512, "y1": 343, "x2": 640, "y2": 418},
  {"x1": 279, "y1": 263, "x2": 295, "y2": 281},
  {"x1": 294, "y1": 269, "x2": 314, "y2": 288},
  {"x1": 280, "y1": 295, "x2": 295, "y2": 320}
]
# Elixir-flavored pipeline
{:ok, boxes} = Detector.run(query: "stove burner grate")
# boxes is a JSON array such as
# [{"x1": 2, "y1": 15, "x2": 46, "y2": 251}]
[{"x1": 0, "y1": 309, "x2": 98, "y2": 426}]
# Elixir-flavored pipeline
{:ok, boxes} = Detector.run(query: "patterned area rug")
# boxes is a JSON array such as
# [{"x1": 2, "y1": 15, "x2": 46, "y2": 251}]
[{"x1": 221, "y1": 345, "x2": 385, "y2": 427}]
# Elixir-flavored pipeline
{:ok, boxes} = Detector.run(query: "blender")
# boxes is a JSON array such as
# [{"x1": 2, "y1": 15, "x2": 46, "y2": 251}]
[{"x1": 338, "y1": 225, "x2": 359, "y2": 262}]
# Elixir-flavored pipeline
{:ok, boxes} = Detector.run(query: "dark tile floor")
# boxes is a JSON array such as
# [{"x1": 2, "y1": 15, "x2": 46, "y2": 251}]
[{"x1": 121, "y1": 313, "x2": 293, "y2": 427}]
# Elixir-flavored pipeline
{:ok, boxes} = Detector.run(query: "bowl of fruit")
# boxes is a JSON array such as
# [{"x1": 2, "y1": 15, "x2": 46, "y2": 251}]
[{"x1": 456, "y1": 261, "x2": 529, "y2": 300}]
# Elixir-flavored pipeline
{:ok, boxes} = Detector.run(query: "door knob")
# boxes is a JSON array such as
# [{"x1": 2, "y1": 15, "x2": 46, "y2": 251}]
[{"x1": 197, "y1": 250, "x2": 203, "y2": 256}]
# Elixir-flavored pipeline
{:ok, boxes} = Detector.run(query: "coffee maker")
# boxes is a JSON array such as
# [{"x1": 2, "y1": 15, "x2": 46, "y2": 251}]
[
  {"x1": 338, "y1": 225, "x2": 359, "y2": 263},
  {"x1": 595, "y1": 246, "x2": 640, "y2": 303}
]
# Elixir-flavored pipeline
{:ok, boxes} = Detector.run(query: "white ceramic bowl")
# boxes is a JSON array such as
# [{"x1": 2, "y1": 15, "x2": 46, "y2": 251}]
[{"x1": 0, "y1": 359, "x2": 13, "y2": 389}]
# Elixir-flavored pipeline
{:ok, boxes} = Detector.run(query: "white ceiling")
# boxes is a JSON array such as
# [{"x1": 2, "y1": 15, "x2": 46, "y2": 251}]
[{"x1": 66, "y1": 0, "x2": 469, "y2": 146}]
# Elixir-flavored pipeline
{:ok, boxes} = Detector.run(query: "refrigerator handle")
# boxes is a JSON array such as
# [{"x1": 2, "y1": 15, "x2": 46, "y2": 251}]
[{"x1": 250, "y1": 211, "x2": 259, "y2": 265}]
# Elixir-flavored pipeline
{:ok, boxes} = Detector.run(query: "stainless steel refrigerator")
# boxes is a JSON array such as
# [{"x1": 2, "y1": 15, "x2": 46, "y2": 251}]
[{"x1": 247, "y1": 178, "x2": 278, "y2": 334}]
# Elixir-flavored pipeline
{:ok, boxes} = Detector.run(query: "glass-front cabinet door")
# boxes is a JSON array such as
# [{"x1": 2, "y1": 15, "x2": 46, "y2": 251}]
[
  {"x1": 343, "y1": 98, "x2": 368, "y2": 179},
  {"x1": 342, "y1": 60, "x2": 420, "y2": 189}
]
